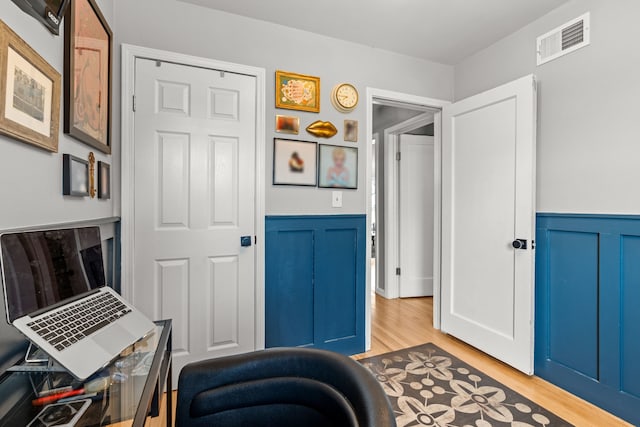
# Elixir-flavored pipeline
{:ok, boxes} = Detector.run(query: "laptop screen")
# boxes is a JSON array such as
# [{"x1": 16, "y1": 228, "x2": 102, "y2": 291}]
[{"x1": 0, "y1": 227, "x2": 105, "y2": 323}]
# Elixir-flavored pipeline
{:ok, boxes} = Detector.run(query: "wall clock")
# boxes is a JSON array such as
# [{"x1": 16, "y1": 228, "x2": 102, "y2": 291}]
[{"x1": 331, "y1": 83, "x2": 359, "y2": 113}]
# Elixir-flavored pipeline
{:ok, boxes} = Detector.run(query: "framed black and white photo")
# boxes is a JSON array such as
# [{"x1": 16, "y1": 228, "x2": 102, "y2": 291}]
[
  {"x1": 97, "y1": 160, "x2": 110, "y2": 199},
  {"x1": 318, "y1": 144, "x2": 358, "y2": 189},
  {"x1": 62, "y1": 153, "x2": 89, "y2": 196},
  {"x1": 273, "y1": 138, "x2": 317, "y2": 186}
]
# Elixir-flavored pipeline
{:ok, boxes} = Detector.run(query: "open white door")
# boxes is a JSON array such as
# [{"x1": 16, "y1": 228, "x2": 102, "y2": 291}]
[{"x1": 441, "y1": 75, "x2": 537, "y2": 374}]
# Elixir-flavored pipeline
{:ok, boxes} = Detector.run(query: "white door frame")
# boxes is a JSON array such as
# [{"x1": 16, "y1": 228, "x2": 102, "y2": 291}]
[
  {"x1": 365, "y1": 88, "x2": 449, "y2": 348},
  {"x1": 383, "y1": 112, "x2": 434, "y2": 300},
  {"x1": 121, "y1": 44, "x2": 267, "y2": 349}
]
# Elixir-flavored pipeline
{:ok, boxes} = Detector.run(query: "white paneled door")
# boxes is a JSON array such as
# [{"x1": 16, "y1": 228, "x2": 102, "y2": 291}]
[
  {"x1": 441, "y1": 75, "x2": 537, "y2": 374},
  {"x1": 133, "y1": 58, "x2": 257, "y2": 380},
  {"x1": 399, "y1": 135, "x2": 435, "y2": 298}
]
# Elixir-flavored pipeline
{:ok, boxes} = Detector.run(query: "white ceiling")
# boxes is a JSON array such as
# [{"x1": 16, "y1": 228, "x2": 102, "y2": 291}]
[{"x1": 179, "y1": 0, "x2": 568, "y2": 65}]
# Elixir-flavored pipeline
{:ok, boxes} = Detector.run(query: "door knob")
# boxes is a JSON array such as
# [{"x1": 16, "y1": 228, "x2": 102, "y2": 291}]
[
  {"x1": 241, "y1": 236, "x2": 252, "y2": 247},
  {"x1": 512, "y1": 239, "x2": 527, "y2": 250}
]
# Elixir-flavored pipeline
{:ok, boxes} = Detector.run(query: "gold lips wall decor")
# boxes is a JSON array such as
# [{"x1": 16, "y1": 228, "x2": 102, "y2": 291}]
[{"x1": 306, "y1": 120, "x2": 338, "y2": 138}]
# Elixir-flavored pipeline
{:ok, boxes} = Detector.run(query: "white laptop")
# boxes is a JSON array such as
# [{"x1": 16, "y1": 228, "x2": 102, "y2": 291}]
[{"x1": 0, "y1": 226, "x2": 155, "y2": 380}]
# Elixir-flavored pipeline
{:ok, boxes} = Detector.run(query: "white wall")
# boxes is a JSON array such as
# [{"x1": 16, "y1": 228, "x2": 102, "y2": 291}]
[
  {"x1": 455, "y1": 0, "x2": 640, "y2": 214},
  {"x1": 0, "y1": 1, "x2": 116, "y2": 230},
  {"x1": 112, "y1": 0, "x2": 454, "y2": 215}
]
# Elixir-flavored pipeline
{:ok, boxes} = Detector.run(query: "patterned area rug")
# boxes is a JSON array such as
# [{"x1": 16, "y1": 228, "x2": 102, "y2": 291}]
[{"x1": 359, "y1": 343, "x2": 573, "y2": 427}]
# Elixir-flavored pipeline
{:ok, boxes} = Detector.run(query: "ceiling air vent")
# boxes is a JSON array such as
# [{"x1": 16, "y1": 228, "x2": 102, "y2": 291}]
[{"x1": 537, "y1": 12, "x2": 590, "y2": 66}]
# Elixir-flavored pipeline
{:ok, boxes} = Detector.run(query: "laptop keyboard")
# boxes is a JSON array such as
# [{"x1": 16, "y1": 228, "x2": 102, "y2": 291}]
[{"x1": 26, "y1": 292, "x2": 133, "y2": 352}]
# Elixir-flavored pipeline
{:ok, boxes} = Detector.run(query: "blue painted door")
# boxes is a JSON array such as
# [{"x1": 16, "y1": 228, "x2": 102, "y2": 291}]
[
  {"x1": 265, "y1": 215, "x2": 366, "y2": 355},
  {"x1": 536, "y1": 214, "x2": 640, "y2": 425}
]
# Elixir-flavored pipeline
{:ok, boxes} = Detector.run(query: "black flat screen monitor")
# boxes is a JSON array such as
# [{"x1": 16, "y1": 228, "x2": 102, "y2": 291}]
[{"x1": 11, "y1": 0, "x2": 71, "y2": 35}]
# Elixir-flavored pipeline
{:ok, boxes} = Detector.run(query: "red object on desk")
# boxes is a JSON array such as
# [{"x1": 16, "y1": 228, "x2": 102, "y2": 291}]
[{"x1": 32, "y1": 388, "x2": 84, "y2": 406}]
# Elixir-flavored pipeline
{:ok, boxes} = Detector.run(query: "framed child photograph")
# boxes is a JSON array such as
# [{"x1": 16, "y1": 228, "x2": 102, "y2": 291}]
[
  {"x1": 273, "y1": 138, "x2": 317, "y2": 186},
  {"x1": 318, "y1": 144, "x2": 358, "y2": 189}
]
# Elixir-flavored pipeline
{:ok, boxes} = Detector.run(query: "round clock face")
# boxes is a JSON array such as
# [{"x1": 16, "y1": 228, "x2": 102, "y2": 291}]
[{"x1": 333, "y1": 84, "x2": 358, "y2": 112}]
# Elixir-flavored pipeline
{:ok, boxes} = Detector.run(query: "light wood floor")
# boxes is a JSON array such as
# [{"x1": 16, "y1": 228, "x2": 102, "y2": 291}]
[{"x1": 145, "y1": 296, "x2": 630, "y2": 427}]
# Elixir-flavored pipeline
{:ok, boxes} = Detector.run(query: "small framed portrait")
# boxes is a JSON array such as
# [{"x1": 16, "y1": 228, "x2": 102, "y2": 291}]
[
  {"x1": 273, "y1": 138, "x2": 317, "y2": 187},
  {"x1": 275, "y1": 70, "x2": 320, "y2": 113},
  {"x1": 0, "y1": 19, "x2": 61, "y2": 152},
  {"x1": 344, "y1": 119, "x2": 358, "y2": 142},
  {"x1": 275, "y1": 115, "x2": 300, "y2": 134},
  {"x1": 62, "y1": 154, "x2": 89, "y2": 196},
  {"x1": 318, "y1": 144, "x2": 358, "y2": 189},
  {"x1": 97, "y1": 160, "x2": 110, "y2": 199}
]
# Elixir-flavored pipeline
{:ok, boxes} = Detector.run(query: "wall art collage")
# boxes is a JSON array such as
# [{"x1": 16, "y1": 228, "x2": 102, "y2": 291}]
[
  {"x1": 273, "y1": 70, "x2": 359, "y2": 189},
  {"x1": 1, "y1": 0, "x2": 111, "y2": 199}
]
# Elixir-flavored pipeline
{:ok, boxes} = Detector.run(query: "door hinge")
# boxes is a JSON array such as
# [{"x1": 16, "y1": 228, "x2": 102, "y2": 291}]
[
  {"x1": 396, "y1": 152, "x2": 401, "y2": 161},
  {"x1": 132, "y1": 95, "x2": 136, "y2": 112},
  {"x1": 396, "y1": 267, "x2": 401, "y2": 276},
  {"x1": 254, "y1": 235, "x2": 257, "y2": 245}
]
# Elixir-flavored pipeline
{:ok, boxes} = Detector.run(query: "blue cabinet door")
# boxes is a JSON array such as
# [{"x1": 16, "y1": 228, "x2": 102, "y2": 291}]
[
  {"x1": 265, "y1": 215, "x2": 366, "y2": 355},
  {"x1": 535, "y1": 214, "x2": 640, "y2": 425}
]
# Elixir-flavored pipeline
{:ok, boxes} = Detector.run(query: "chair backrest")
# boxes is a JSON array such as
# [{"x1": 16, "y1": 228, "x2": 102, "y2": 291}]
[{"x1": 176, "y1": 347, "x2": 397, "y2": 427}]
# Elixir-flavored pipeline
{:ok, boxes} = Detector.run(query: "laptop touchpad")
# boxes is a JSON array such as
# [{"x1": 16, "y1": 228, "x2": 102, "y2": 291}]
[{"x1": 94, "y1": 323, "x2": 136, "y2": 355}]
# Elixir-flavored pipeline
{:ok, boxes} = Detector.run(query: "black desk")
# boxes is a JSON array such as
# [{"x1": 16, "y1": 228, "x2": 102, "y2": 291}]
[{"x1": 0, "y1": 320, "x2": 172, "y2": 427}]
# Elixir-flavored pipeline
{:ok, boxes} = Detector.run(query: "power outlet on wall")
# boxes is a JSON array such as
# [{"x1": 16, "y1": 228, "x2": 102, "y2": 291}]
[{"x1": 332, "y1": 191, "x2": 343, "y2": 208}]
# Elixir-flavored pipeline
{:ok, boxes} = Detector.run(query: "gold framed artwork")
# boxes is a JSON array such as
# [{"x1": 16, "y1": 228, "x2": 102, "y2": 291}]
[
  {"x1": 275, "y1": 70, "x2": 320, "y2": 113},
  {"x1": 0, "y1": 19, "x2": 61, "y2": 152},
  {"x1": 344, "y1": 119, "x2": 358, "y2": 142},
  {"x1": 64, "y1": 0, "x2": 112, "y2": 154},
  {"x1": 275, "y1": 115, "x2": 300, "y2": 134}
]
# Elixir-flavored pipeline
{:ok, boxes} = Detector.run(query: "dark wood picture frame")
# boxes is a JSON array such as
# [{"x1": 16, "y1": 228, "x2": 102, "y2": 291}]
[
  {"x1": 0, "y1": 19, "x2": 61, "y2": 152},
  {"x1": 62, "y1": 153, "x2": 89, "y2": 196},
  {"x1": 97, "y1": 160, "x2": 110, "y2": 199},
  {"x1": 64, "y1": 0, "x2": 112, "y2": 153}
]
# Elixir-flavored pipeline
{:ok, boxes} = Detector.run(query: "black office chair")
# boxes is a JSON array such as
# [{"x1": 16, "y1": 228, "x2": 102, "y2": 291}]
[{"x1": 176, "y1": 348, "x2": 396, "y2": 427}]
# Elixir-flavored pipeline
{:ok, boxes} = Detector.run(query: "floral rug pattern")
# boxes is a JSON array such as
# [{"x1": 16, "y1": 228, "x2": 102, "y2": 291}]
[{"x1": 359, "y1": 343, "x2": 573, "y2": 427}]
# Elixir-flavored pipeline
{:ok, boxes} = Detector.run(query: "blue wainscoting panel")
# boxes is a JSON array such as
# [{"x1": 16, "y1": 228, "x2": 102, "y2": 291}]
[
  {"x1": 536, "y1": 214, "x2": 640, "y2": 426},
  {"x1": 265, "y1": 215, "x2": 366, "y2": 355},
  {"x1": 547, "y1": 230, "x2": 599, "y2": 379},
  {"x1": 265, "y1": 229, "x2": 315, "y2": 347},
  {"x1": 620, "y1": 235, "x2": 640, "y2": 400}
]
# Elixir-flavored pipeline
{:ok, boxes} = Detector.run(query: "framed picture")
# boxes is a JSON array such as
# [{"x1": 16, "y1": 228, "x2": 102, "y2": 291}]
[
  {"x1": 97, "y1": 160, "x2": 110, "y2": 199},
  {"x1": 275, "y1": 70, "x2": 320, "y2": 113},
  {"x1": 0, "y1": 19, "x2": 61, "y2": 152},
  {"x1": 344, "y1": 120, "x2": 358, "y2": 142},
  {"x1": 64, "y1": 0, "x2": 112, "y2": 153},
  {"x1": 62, "y1": 154, "x2": 89, "y2": 196},
  {"x1": 275, "y1": 115, "x2": 299, "y2": 134},
  {"x1": 318, "y1": 144, "x2": 358, "y2": 189},
  {"x1": 273, "y1": 138, "x2": 317, "y2": 187}
]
